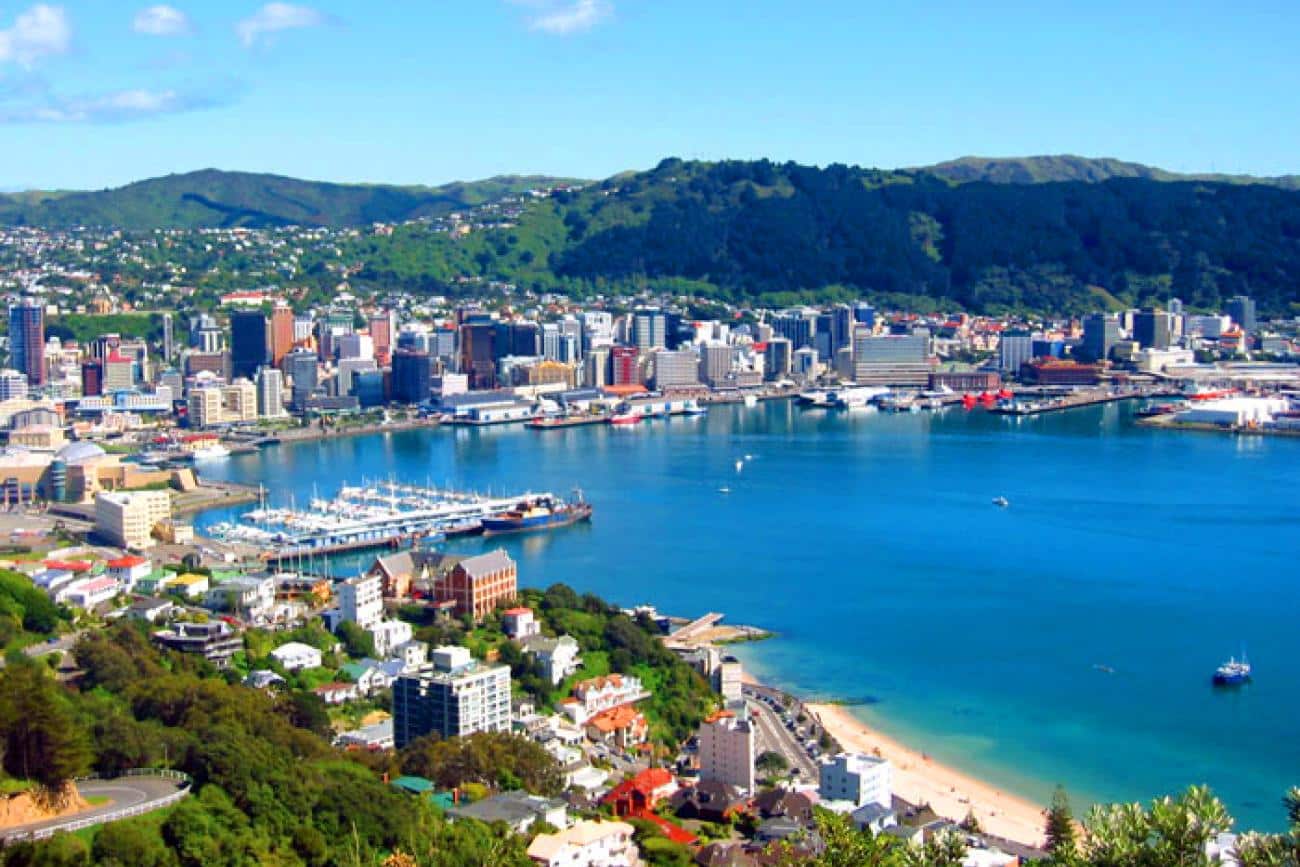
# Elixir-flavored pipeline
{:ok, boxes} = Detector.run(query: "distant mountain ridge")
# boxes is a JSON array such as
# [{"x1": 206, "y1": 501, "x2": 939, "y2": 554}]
[
  {"x1": 918, "y1": 155, "x2": 1300, "y2": 189},
  {"x1": 0, "y1": 169, "x2": 586, "y2": 230}
]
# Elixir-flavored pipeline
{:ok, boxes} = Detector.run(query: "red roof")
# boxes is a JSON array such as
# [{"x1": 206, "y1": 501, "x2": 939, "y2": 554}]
[
  {"x1": 106, "y1": 353, "x2": 132, "y2": 364},
  {"x1": 107, "y1": 555, "x2": 148, "y2": 569},
  {"x1": 44, "y1": 560, "x2": 92, "y2": 572},
  {"x1": 637, "y1": 812, "x2": 697, "y2": 845},
  {"x1": 502, "y1": 607, "x2": 532, "y2": 616}
]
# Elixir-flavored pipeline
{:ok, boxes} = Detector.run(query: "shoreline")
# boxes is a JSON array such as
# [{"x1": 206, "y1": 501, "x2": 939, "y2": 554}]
[
  {"x1": 734, "y1": 667, "x2": 1046, "y2": 849},
  {"x1": 808, "y1": 701, "x2": 1046, "y2": 848}
]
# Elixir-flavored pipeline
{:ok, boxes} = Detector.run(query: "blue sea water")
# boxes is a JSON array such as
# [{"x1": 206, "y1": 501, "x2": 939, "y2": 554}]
[{"x1": 196, "y1": 401, "x2": 1300, "y2": 830}]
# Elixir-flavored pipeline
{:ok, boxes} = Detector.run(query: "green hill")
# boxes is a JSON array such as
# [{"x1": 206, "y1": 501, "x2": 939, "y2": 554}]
[
  {"x1": 919, "y1": 155, "x2": 1300, "y2": 189},
  {"x1": 362, "y1": 157, "x2": 1300, "y2": 315},
  {"x1": 0, "y1": 169, "x2": 585, "y2": 229}
]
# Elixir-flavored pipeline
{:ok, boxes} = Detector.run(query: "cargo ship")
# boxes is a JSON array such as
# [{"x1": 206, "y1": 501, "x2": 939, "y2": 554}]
[{"x1": 481, "y1": 493, "x2": 593, "y2": 535}]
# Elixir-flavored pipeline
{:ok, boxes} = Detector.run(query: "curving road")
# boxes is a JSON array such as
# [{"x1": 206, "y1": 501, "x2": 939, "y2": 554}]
[{"x1": 0, "y1": 776, "x2": 187, "y2": 842}]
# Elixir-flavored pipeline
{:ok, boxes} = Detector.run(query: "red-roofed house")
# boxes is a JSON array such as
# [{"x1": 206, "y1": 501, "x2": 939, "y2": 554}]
[
  {"x1": 584, "y1": 705, "x2": 648, "y2": 751},
  {"x1": 603, "y1": 767, "x2": 679, "y2": 818},
  {"x1": 563, "y1": 673, "x2": 649, "y2": 724},
  {"x1": 106, "y1": 555, "x2": 152, "y2": 591},
  {"x1": 502, "y1": 607, "x2": 539, "y2": 639},
  {"x1": 44, "y1": 560, "x2": 92, "y2": 574}
]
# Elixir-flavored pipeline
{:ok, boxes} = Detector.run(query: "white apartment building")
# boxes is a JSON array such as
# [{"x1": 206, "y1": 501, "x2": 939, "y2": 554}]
[
  {"x1": 392, "y1": 645, "x2": 512, "y2": 747},
  {"x1": 697, "y1": 708, "x2": 756, "y2": 794},
  {"x1": 95, "y1": 490, "x2": 171, "y2": 549},
  {"x1": 336, "y1": 573, "x2": 383, "y2": 629},
  {"x1": 819, "y1": 752, "x2": 893, "y2": 809}
]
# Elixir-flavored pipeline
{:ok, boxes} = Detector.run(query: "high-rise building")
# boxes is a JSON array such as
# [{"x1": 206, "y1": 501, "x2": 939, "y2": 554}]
[
  {"x1": 1226, "y1": 295, "x2": 1257, "y2": 332},
  {"x1": 336, "y1": 573, "x2": 383, "y2": 629},
  {"x1": 998, "y1": 330, "x2": 1036, "y2": 374},
  {"x1": 584, "y1": 347, "x2": 610, "y2": 388},
  {"x1": 351, "y1": 370, "x2": 385, "y2": 407},
  {"x1": 270, "y1": 304, "x2": 295, "y2": 367},
  {"x1": 255, "y1": 367, "x2": 286, "y2": 418},
  {"x1": 764, "y1": 338, "x2": 793, "y2": 380},
  {"x1": 609, "y1": 346, "x2": 640, "y2": 386},
  {"x1": 103, "y1": 353, "x2": 136, "y2": 391},
  {"x1": 8, "y1": 300, "x2": 45, "y2": 387},
  {"x1": 393, "y1": 645, "x2": 511, "y2": 747},
  {"x1": 831, "y1": 305, "x2": 854, "y2": 355},
  {"x1": 632, "y1": 309, "x2": 667, "y2": 352},
  {"x1": 697, "y1": 708, "x2": 756, "y2": 794},
  {"x1": 230, "y1": 310, "x2": 270, "y2": 380},
  {"x1": 580, "y1": 311, "x2": 614, "y2": 351},
  {"x1": 80, "y1": 360, "x2": 104, "y2": 397},
  {"x1": 222, "y1": 379, "x2": 258, "y2": 422},
  {"x1": 369, "y1": 311, "x2": 394, "y2": 365},
  {"x1": 94, "y1": 490, "x2": 170, "y2": 550},
  {"x1": 392, "y1": 349, "x2": 434, "y2": 404},
  {"x1": 162, "y1": 313, "x2": 175, "y2": 363},
  {"x1": 652, "y1": 349, "x2": 700, "y2": 390},
  {"x1": 1081, "y1": 314, "x2": 1120, "y2": 363},
  {"x1": 1132, "y1": 308, "x2": 1171, "y2": 350},
  {"x1": 459, "y1": 322, "x2": 497, "y2": 389},
  {"x1": 0, "y1": 370, "x2": 28, "y2": 401},
  {"x1": 699, "y1": 344, "x2": 735, "y2": 388},
  {"x1": 284, "y1": 350, "x2": 319, "y2": 410},
  {"x1": 854, "y1": 331, "x2": 932, "y2": 385},
  {"x1": 853, "y1": 302, "x2": 876, "y2": 328},
  {"x1": 772, "y1": 311, "x2": 815, "y2": 350}
]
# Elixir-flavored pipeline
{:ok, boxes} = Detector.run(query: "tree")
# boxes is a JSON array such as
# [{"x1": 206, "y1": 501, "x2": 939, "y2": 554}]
[
  {"x1": 1084, "y1": 785, "x2": 1233, "y2": 867},
  {"x1": 0, "y1": 661, "x2": 90, "y2": 788},
  {"x1": 1045, "y1": 785, "x2": 1080, "y2": 864},
  {"x1": 336, "y1": 620, "x2": 375, "y2": 659},
  {"x1": 811, "y1": 808, "x2": 902, "y2": 867},
  {"x1": 756, "y1": 750, "x2": 790, "y2": 779},
  {"x1": 92, "y1": 818, "x2": 176, "y2": 867}
]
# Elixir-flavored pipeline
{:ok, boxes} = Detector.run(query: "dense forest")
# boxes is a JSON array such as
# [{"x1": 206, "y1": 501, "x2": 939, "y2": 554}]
[{"x1": 332, "y1": 158, "x2": 1300, "y2": 316}]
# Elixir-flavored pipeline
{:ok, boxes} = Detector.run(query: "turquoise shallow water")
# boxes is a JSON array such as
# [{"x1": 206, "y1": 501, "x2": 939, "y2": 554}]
[{"x1": 196, "y1": 401, "x2": 1300, "y2": 830}]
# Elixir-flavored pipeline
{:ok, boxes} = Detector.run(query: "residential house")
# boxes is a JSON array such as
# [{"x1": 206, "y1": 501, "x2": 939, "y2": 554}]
[
  {"x1": 818, "y1": 752, "x2": 892, "y2": 809},
  {"x1": 670, "y1": 781, "x2": 747, "y2": 824},
  {"x1": 585, "y1": 705, "x2": 648, "y2": 752},
  {"x1": 269, "y1": 641, "x2": 323, "y2": 671},
  {"x1": 58, "y1": 576, "x2": 120, "y2": 609},
  {"x1": 561, "y1": 674, "x2": 648, "y2": 725},
  {"x1": 125, "y1": 597, "x2": 174, "y2": 623},
  {"x1": 205, "y1": 574, "x2": 276, "y2": 616},
  {"x1": 603, "y1": 767, "x2": 678, "y2": 818},
  {"x1": 525, "y1": 820, "x2": 639, "y2": 867},
  {"x1": 521, "y1": 634, "x2": 581, "y2": 685},
  {"x1": 502, "y1": 606, "x2": 540, "y2": 639},
  {"x1": 340, "y1": 658, "x2": 406, "y2": 696},
  {"x1": 105, "y1": 555, "x2": 152, "y2": 592},
  {"x1": 313, "y1": 682, "x2": 361, "y2": 705},
  {"x1": 371, "y1": 618, "x2": 414, "y2": 657},
  {"x1": 244, "y1": 670, "x2": 286, "y2": 690},
  {"x1": 161, "y1": 572, "x2": 209, "y2": 599},
  {"x1": 447, "y1": 791, "x2": 567, "y2": 834},
  {"x1": 752, "y1": 790, "x2": 814, "y2": 823},
  {"x1": 851, "y1": 802, "x2": 898, "y2": 834},
  {"x1": 337, "y1": 719, "x2": 394, "y2": 751},
  {"x1": 153, "y1": 621, "x2": 242, "y2": 668}
]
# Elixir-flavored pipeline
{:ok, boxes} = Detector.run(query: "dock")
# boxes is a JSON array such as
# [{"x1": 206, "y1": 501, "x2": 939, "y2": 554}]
[{"x1": 990, "y1": 388, "x2": 1155, "y2": 416}]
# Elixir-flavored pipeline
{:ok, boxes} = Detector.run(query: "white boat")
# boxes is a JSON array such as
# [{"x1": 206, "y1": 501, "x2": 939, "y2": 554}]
[
  {"x1": 796, "y1": 389, "x2": 833, "y2": 408},
  {"x1": 992, "y1": 496, "x2": 1010, "y2": 508},
  {"x1": 743, "y1": 394, "x2": 759, "y2": 408},
  {"x1": 734, "y1": 460, "x2": 744, "y2": 473},
  {"x1": 829, "y1": 386, "x2": 891, "y2": 409},
  {"x1": 191, "y1": 444, "x2": 231, "y2": 461}
]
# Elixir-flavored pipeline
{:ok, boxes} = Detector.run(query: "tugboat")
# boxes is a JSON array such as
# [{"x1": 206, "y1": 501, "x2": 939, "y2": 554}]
[
  {"x1": 481, "y1": 492, "x2": 593, "y2": 536},
  {"x1": 1212, "y1": 650, "x2": 1252, "y2": 686}
]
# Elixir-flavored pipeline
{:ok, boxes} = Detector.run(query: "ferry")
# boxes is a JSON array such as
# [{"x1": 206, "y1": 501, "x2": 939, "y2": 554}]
[
  {"x1": 481, "y1": 493, "x2": 593, "y2": 536},
  {"x1": 191, "y1": 443, "x2": 232, "y2": 461},
  {"x1": 829, "y1": 386, "x2": 890, "y2": 409},
  {"x1": 1212, "y1": 652, "x2": 1252, "y2": 686}
]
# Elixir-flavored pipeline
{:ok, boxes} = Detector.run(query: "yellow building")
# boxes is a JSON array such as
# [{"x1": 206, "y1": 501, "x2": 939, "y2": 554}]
[{"x1": 94, "y1": 489, "x2": 172, "y2": 549}]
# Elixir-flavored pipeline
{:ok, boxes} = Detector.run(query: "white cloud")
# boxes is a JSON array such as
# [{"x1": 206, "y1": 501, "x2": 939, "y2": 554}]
[
  {"x1": 0, "y1": 85, "x2": 228, "y2": 123},
  {"x1": 0, "y1": 4, "x2": 72, "y2": 67},
  {"x1": 510, "y1": 0, "x2": 612, "y2": 35},
  {"x1": 133, "y1": 5, "x2": 192, "y2": 37},
  {"x1": 236, "y1": 2, "x2": 324, "y2": 47}
]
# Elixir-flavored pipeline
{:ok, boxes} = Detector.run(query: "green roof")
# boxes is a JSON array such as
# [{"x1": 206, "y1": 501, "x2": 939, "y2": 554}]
[{"x1": 391, "y1": 776, "x2": 433, "y2": 795}]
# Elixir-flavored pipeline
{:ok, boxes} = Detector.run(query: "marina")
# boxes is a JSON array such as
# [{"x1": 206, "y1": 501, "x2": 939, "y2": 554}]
[{"x1": 207, "y1": 481, "x2": 590, "y2": 562}]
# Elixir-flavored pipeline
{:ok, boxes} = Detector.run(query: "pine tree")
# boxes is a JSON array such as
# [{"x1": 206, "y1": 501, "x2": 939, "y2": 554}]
[{"x1": 1044, "y1": 784, "x2": 1079, "y2": 864}]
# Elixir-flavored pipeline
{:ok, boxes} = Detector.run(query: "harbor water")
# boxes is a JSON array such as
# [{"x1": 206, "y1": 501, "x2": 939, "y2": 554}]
[{"x1": 195, "y1": 400, "x2": 1300, "y2": 830}]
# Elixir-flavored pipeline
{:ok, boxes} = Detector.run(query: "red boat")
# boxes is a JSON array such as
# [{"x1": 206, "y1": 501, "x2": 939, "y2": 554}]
[{"x1": 608, "y1": 412, "x2": 643, "y2": 426}]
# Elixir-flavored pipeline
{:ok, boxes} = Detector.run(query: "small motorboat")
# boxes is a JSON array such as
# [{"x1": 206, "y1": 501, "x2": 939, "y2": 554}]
[{"x1": 992, "y1": 496, "x2": 1010, "y2": 507}]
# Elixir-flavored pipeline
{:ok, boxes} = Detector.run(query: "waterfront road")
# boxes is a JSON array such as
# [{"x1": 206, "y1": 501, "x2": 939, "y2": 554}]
[
  {"x1": 0, "y1": 776, "x2": 186, "y2": 842},
  {"x1": 744, "y1": 690, "x2": 820, "y2": 782}
]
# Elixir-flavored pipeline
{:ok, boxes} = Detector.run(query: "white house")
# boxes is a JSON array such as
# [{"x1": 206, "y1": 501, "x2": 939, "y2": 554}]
[
  {"x1": 526, "y1": 820, "x2": 638, "y2": 867},
  {"x1": 819, "y1": 752, "x2": 892, "y2": 809},
  {"x1": 105, "y1": 555, "x2": 152, "y2": 592},
  {"x1": 269, "y1": 641, "x2": 323, "y2": 671},
  {"x1": 314, "y1": 682, "x2": 361, "y2": 705},
  {"x1": 59, "y1": 576, "x2": 121, "y2": 609},
  {"x1": 521, "y1": 634, "x2": 581, "y2": 685},
  {"x1": 370, "y1": 619, "x2": 413, "y2": 657},
  {"x1": 561, "y1": 674, "x2": 649, "y2": 725},
  {"x1": 205, "y1": 575, "x2": 276, "y2": 615}
]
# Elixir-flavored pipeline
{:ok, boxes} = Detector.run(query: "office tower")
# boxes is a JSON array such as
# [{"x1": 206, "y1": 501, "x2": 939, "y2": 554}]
[
  {"x1": 369, "y1": 312, "x2": 395, "y2": 365},
  {"x1": 255, "y1": 367, "x2": 286, "y2": 418},
  {"x1": 162, "y1": 313, "x2": 174, "y2": 363},
  {"x1": 271, "y1": 304, "x2": 295, "y2": 367},
  {"x1": 609, "y1": 346, "x2": 640, "y2": 385},
  {"x1": 764, "y1": 338, "x2": 793, "y2": 380},
  {"x1": 699, "y1": 344, "x2": 735, "y2": 388},
  {"x1": 1226, "y1": 295, "x2": 1257, "y2": 332},
  {"x1": 230, "y1": 310, "x2": 270, "y2": 380},
  {"x1": 8, "y1": 300, "x2": 45, "y2": 386},
  {"x1": 632, "y1": 309, "x2": 667, "y2": 352},
  {"x1": 998, "y1": 330, "x2": 1036, "y2": 373},
  {"x1": 284, "y1": 349, "x2": 319, "y2": 410},
  {"x1": 1132, "y1": 308, "x2": 1171, "y2": 350},
  {"x1": 1081, "y1": 314, "x2": 1120, "y2": 363},
  {"x1": 459, "y1": 322, "x2": 497, "y2": 389},
  {"x1": 392, "y1": 349, "x2": 433, "y2": 404},
  {"x1": 652, "y1": 349, "x2": 700, "y2": 389},
  {"x1": 80, "y1": 360, "x2": 103, "y2": 397}
]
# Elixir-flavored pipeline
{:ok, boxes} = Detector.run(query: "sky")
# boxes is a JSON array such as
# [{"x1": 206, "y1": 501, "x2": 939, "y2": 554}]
[{"x1": 0, "y1": 1, "x2": 1297, "y2": 190}]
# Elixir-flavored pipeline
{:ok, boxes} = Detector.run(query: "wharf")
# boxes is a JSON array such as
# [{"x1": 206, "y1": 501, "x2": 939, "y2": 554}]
[
  {"x1": 171, "y1": 481, "x2": 260, "y2": 516},
  {"x1": 990, "y1": 388, "x2": 1156, "y2": 416}
]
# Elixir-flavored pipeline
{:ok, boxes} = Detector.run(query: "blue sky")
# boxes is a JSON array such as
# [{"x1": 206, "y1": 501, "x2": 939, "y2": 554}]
[{"x1": 0, "y1": 1, "x2": 1297, "y2": 189}]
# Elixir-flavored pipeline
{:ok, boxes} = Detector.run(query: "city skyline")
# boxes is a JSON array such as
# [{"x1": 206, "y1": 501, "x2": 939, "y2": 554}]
[{"x1": 1, "y1": 1, "x2": 1298, "y2": 190}]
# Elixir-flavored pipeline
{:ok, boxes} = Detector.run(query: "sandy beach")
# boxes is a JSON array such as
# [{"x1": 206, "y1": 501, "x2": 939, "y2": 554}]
[{"x1": 806, "y1": 702, "x2": 1046, "y2": 848}]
